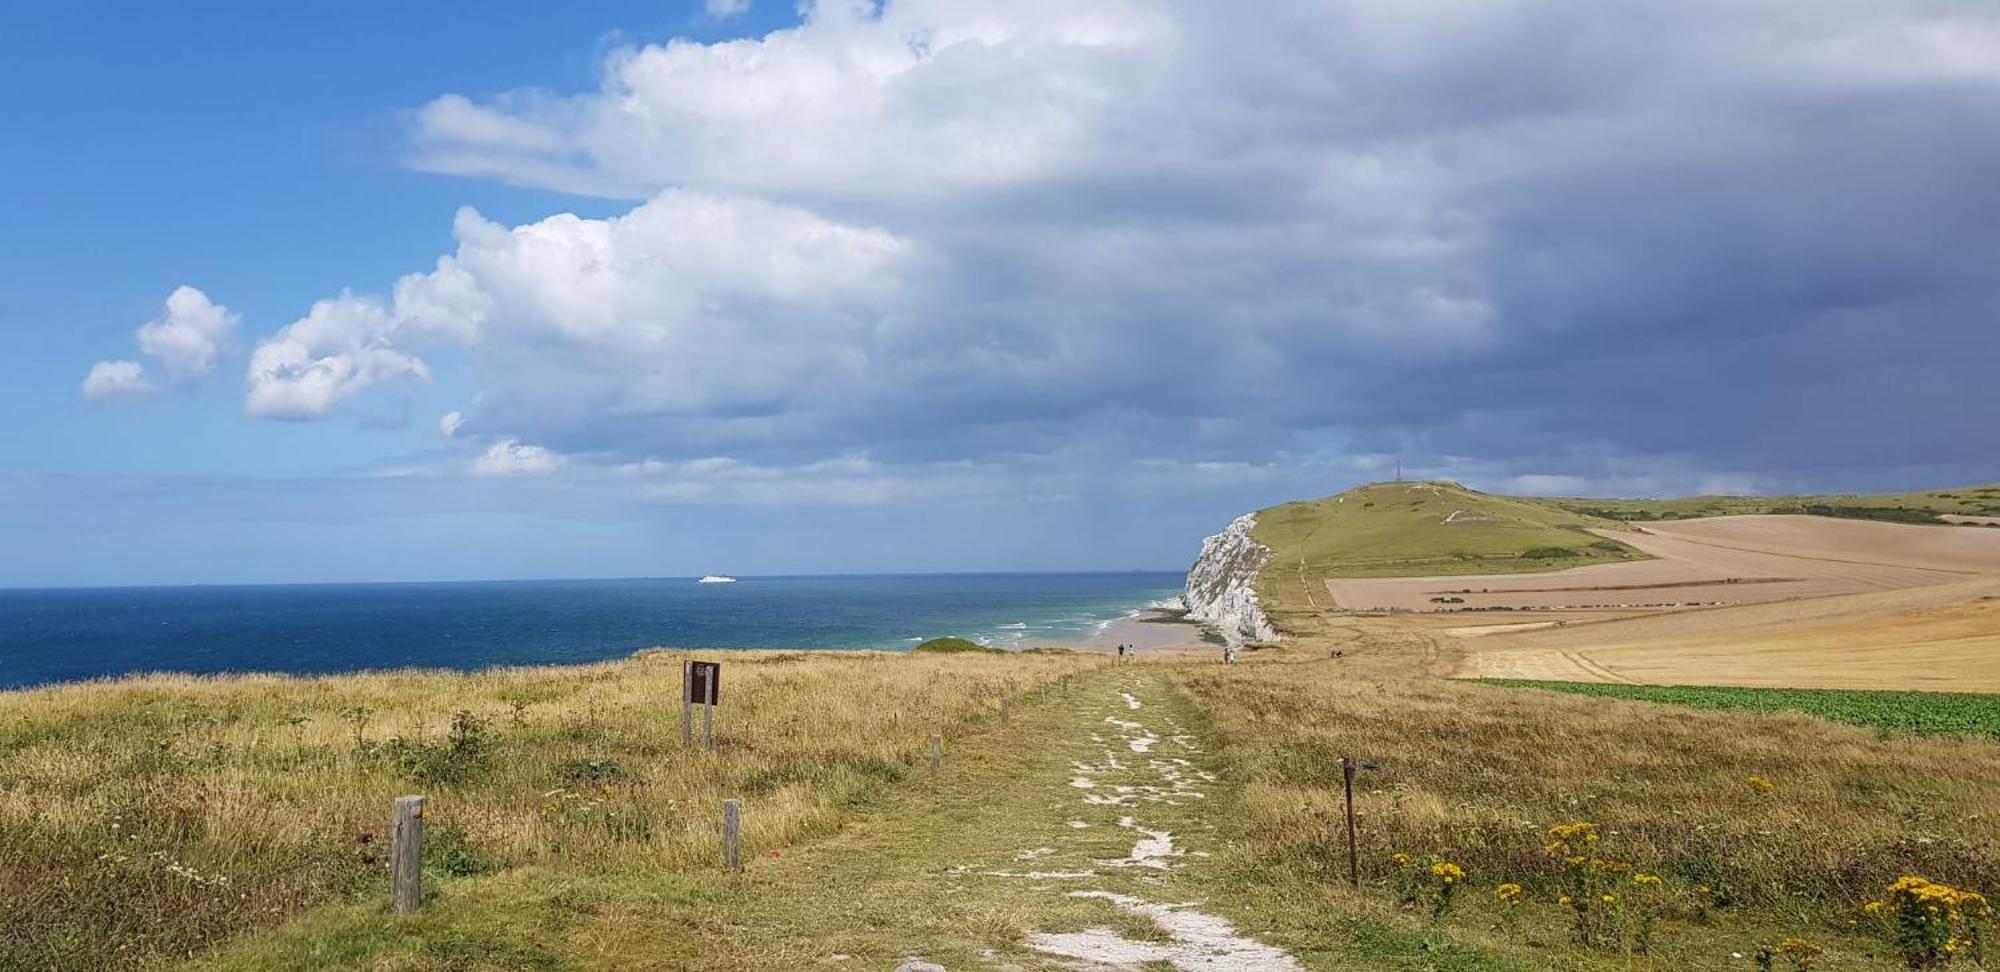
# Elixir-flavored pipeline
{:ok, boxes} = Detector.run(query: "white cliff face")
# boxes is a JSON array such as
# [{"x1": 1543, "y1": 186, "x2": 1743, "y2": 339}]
[{"x1": 1183, "y1": 513, "x2": 1279, "y2": 644}]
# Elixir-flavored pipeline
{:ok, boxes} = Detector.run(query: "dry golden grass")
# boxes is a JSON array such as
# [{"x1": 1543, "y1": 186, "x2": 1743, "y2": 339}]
[
  {"x1": 0, "y1": 649, "x2": 1102, "y2": 970},
  {"x1": 1176, "y1": 628, "x2": 2000, "y2": 962}
]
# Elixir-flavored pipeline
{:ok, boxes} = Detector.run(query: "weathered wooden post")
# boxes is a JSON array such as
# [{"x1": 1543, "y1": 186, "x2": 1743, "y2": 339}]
[
  {"x1": 1001, "y1": 697, "x2": 1011, "y2": 724},
  {"x1": 702, "y1": 677, "x2": 716, "y2": 750},
  {"x1": 929, "y1": 734, "x2": 943, "y2": 773},
  {"x1": 1341, "y1": 757, "x2": 1359, "y2": 888},
  {"x1": 722, "y1": 798, "x2": 742, "y2": 872},
  {"x1": 390, "y1": 794, "x2": 425, "y2": 914},
  {"x1": 681, "y1": 660, "x2": 695, "y2": 748}
]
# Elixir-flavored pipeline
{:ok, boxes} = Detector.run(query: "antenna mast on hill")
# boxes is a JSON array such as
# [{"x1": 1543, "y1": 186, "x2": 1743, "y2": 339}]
[{"x1": 1395, "y1": 459, "x2": 1402, "y2": 482}]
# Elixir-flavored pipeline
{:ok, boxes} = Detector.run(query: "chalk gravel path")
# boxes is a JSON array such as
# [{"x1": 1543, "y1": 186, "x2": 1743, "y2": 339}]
[{"x1": 961, "y1": 678, "x2": 1305, "y2": 971}]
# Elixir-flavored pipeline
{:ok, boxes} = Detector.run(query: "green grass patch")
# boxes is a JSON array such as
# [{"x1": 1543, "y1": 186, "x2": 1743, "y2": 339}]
[
  {"x1": 1479, "y1": 679, "x2": 2000, "y2": 739},
  {"x1": 910, "y1": 636, "x2": 1000, "y2": 654}
]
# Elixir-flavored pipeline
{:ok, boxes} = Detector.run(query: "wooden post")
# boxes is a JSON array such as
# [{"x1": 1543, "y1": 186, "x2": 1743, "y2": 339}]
[
  {"x1": 391, "y1": 795, "x2": 424, "y2": 914},
  {"x1": 1001, "y1": 697, "x2": 1011, "y2": 724},
  {"x1": 929, "y1": 734, "x2": 942, "y2": 773},
  {"x1": 702, "y1": 673, "x2": 717, "y2": 750},
  {"x1": 722, "y1": 798, "x2": 742, "y2": 872},
  {"x1": 681, "y1": 660, "x2": 694, "y2": 749},
  {"x1": 1341, "y1": 757, "x2": 1359, "y2": 888},
  {"x1": 1039, "y1": 684, "x2": 1047, "y2": 702}
]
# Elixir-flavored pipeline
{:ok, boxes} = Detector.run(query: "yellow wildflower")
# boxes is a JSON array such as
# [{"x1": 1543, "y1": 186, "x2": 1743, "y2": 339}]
[
  {"x1": 1496, "y1": 883, "x2": 1523, "y2": 903},
  {"x1": 1746, "y1": 775, "x2": 1774, "y2": 792}
]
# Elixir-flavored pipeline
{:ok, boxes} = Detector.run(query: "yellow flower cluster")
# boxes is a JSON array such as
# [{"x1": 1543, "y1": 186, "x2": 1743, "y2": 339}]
[
  {"x1": 1496, "y1": 882, "x2": 1523, "y2": 903},
  {"x1": 1430, "y1": 861, "x2": 1465, "y2": 884},
  {"x1": 1778, "y1": 937, "x2": 1822, "y2": 969},
  {"x1": 1591, "y1": 857, "x2": 1631, "y2": 875},
  {"x1": 1633, "y1": 872, "x2": 1663, "y2": 886},
  {"x1": 1544, "y1": 821, "x2": 1599, "y2": 855},
  {"x1": 1746, "y1": 775, "x2": 1775, "y2": 792},
  {"x1": 1390, "y1": 852, "x2": 1410, "y2": 866},
  {"x1": 1886, "y1": 875, "x2": 1991, "y2": 919}
]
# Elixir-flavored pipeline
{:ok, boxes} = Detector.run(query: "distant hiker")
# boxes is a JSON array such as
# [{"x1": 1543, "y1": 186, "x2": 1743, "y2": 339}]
[
  {"x1": 1117, "y1": 643, "x2": 1127, "y2": 661},
  {"x1": 1223, "y1": 644, "x2": 1236, "y2": 664}
]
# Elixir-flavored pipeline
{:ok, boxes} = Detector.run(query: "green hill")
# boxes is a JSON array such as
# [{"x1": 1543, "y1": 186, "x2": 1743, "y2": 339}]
[
  {"x1": 1551, "y1": 484, "x2": 2000, "y2": 524},
  {"x1": 1251, "y1": 480, "x2": 1641, "y2": 580}
]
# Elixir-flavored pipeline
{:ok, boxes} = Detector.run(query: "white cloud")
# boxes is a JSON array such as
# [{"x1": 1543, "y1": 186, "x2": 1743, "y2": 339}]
[
  {"x1": 705, "y1": 0, "x2": 750, "y2": 18},
  {"x1": 238, "y1": 0, "x2": 2000, "y2": 493},
  {"x1": 471, "y1": 439, "x2": 565, "y2": 477},
  {"x1": 439, "y1": 411, "x2": 465, "y2": 437},
  {"x1": 137, "y1": 285, "x2": 240, "y2": 381},
  {"x1": 244, "y1": 292, "x2": 434, "y2": 420},
  {"x1": 81, "y1": 360, "x2": 155, "y2": 402},
  {"x1": 82, "y1": 286, "x2": 238, "y2": 403}
]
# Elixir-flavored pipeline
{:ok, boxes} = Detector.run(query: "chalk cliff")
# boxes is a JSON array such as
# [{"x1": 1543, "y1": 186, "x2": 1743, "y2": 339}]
[{"x1": 1182, "y1": 513, "x2": 1279, "y2": 644}]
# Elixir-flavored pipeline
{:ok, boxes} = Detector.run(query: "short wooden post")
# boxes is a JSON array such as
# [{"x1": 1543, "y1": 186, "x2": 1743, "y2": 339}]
[
  {"x1": 722, "y1": 798, "x2": 742, "y2": 872},
  {"x1": 1001, "y1": 698, "x2": 1011, "y2": 723},
  {"x1": 1039, "y1": 684, "x2": 1047, "y2": 702},
  {"x1": 681, "y1": 660, "x2": 694, "y2": 748},
  {"x1": 702, "y1": 690, "x2": 715, "y2": 750},
  {"x1": 390, "y1": 795, "x2": 424, "y2": 914},
  {"x1": 1341, "y1": 757, "x2": 1360, "y2": 888},
  {"x1": 929, "y1": 734, "x2": 943, "y2": 773}
]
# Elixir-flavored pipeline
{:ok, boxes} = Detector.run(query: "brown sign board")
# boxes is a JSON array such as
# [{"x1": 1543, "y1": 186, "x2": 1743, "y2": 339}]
[{"x1": 686, "y1": 661, "x2": 720, "y2": 705}]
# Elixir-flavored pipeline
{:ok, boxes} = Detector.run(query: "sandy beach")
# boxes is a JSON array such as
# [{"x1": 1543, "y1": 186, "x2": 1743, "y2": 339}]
[{"x1": 1032, "y1": 609, "x2": 1216, "y2": 654}]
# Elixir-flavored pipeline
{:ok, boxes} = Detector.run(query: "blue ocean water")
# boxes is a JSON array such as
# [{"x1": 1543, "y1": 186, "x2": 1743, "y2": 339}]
[{"x1": 0, "y1": 573, "x2": 1183, "y2": 690}]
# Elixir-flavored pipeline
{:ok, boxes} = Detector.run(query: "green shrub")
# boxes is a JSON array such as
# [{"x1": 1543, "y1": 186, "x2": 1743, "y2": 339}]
[{"x1": 911, "y1": 637, "x2": 1000, "y2": 654}]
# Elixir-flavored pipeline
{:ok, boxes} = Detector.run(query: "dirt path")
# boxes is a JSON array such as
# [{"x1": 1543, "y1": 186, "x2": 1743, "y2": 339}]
[{"x1": 681, "y1": 667, "x2": 1307, "y2": 970}]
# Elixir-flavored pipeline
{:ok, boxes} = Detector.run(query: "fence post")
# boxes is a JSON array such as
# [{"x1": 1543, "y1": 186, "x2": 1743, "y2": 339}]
[
  {"x1": 391, "y1": 794, "x2": 424, "y2": 914},
  {"x1": 929, "y1": 734, "x2": 943, "y2": 773},
  {"x1": 1341, "y1": 757, "x2": 1360, "y2": 888},
  {"x1": 1001, "y1": 697, "x2": 1011, "y2": 724},
  {"x1": 722, "y1": 798, "x2": 742, "y2": 872},
  {"x1": 681, "y1": 660, "x2": 694, "y2": 749}
]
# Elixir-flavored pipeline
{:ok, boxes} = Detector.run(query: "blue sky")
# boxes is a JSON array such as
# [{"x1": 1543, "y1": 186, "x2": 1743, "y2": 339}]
[{"x1": 4, "y1": 1, "x2": 1999, "y2": 587}]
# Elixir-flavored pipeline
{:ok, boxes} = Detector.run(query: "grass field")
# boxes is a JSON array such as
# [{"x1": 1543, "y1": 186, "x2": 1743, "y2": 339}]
[
  {"x1": 1477, "y1": 679, "x2": 2000, "y2": 739},
  {"x1": 0, "y1": 650, "x2": 1099, "y2": 970},
  {"x1": 3, "y1": 634, "x2": 1995, "y2": 970},
  {"x1": 1552, "y1": 484, "x2": 2000, "y2": 524},
  {"x1": 1250, "y1": 481, "x2": 1643, "y2": 581}
]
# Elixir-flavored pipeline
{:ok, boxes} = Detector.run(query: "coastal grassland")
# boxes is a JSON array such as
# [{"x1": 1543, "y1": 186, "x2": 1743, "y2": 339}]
[
  {"x1": 1173, "y1": 630, "x2": 2000, "y2": 967},
  {"x1": 1479, "y1": 680, "x2": 2000, "y2": 739},
  {"x1": 0, "y1": 650, "x2": 1102, "y2": 970},
  {"x1": 1251, "y1": 481, "x2": 1643, "y2": 581},
  {"x1": 1552, "y1": 483, "x2": 2000, "y2": 524}
]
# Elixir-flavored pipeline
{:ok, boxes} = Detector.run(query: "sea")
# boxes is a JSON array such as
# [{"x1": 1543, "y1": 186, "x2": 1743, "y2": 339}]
[{"x1": 0, "y1": 572, "x2": 1185, "y2": 690}]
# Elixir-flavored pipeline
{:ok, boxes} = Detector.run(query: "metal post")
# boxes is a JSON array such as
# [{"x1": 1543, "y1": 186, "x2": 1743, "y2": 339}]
[{"x1": 391, "y1": 795, "x2": 425, "y2": 914}]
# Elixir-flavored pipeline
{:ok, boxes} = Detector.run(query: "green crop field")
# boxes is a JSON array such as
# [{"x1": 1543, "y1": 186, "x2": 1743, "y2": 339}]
[{"x1": 1478, "y1": 680, "x2": 2000, "y2": 739}]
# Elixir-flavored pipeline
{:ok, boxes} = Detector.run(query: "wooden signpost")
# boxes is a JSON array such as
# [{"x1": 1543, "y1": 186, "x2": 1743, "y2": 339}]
[{"x1": 683, "y1": 660, "x2": 721, "y2": 750}]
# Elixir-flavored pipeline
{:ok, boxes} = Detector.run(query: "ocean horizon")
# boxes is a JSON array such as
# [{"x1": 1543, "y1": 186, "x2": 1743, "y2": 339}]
[{"x1": 0, "y1": 571, "x2": 1185, "y2": 690}]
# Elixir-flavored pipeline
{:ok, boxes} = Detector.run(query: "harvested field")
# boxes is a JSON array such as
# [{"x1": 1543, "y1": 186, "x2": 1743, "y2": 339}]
[
  {"x1": 1324, "y1": 514, "x2": 2000, "y2": 691},
  {"x1": 1329, "y1": 514, "x2": 2000, "y2": 613}
]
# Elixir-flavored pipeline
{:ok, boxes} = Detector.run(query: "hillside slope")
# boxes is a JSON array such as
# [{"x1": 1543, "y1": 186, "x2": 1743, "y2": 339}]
[{"x1": 1205, "y1": 479, "x2": 2000, "y2": 640}]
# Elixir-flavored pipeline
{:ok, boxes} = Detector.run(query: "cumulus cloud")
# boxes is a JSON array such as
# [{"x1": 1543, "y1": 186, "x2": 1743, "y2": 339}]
[
  {"x1": 244, "y1": 292, "x2": 434, "y2": 420},
  {"x1": 81, "y1": 360, "x2": 155, "y2": 401},
  {"x1": 265, "y1": 0, "x2": 2000, "y2": 490},
  {"x1": 471, "y1": 439, "x2": 565, "y2": 477},
  {"x1": 83, "y1": 286, "x2": 239, "y2": 402}
]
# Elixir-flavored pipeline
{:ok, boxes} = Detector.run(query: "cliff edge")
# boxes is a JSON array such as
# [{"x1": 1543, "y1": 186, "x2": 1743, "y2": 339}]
[{"x1": 1182, "y1": 513, "x2": 1279, "y2": 644}]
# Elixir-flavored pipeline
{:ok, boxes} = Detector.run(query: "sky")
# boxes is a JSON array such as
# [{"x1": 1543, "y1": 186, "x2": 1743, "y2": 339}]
[{"x1": 4, "y1": 0, "x2": 1999, "y2": 587}]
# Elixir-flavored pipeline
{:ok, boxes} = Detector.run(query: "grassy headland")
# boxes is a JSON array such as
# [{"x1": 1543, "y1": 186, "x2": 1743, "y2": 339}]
[{"x1": 0, "y1": 650, "x2": 1098, "y2": 970}]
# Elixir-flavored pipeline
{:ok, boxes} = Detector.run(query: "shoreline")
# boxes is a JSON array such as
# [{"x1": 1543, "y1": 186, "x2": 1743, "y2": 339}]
[{"x1": 1024, "y1": 606, "x2": 1216, "y2": 654}]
